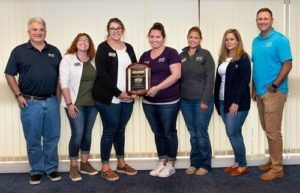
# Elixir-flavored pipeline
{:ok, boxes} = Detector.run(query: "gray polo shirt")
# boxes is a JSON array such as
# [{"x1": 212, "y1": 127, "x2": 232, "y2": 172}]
[{"x1": 180, "y1": 46, "x2": 215, "y2": 104}]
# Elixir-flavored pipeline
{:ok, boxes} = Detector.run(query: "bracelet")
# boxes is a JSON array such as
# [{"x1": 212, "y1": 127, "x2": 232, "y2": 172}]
[
  {"x1": 67, "y1": 102, "x2": 73, "y2": 107},
  {"x1": 15, "y1": 93, "x2": 22, "y2": 99},
  {"x1": 272, "y1": 83, "x2": 277, "y2": 89}
]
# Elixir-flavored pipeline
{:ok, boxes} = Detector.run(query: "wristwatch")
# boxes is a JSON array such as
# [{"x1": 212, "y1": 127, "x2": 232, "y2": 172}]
[
  {"x1": 15, "y1": 93, "x2": 22, "y2": 99},
  {"x1": 67, "y1": 102, "x2": 73, "y2": 107},
  {"x1": 272, "y1": 83, "x2": 277, "y2": 89}
]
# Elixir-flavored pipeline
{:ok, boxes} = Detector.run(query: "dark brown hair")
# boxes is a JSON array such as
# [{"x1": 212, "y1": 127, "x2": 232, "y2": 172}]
[
  {"x1": 187, "y1": 26, "x2": 202, "y2": 39},
  {"x1": 257, "y1": 7, "x2": 273, "y2": 18},
  {"x1": 66, "y1": 33, "x2": 96, "y2": 59},
  {"x1": 148, "y1": 22, "x2": 166, "y2": 38},
  {"x1": 106, "y1": 18, "x2": 125, "y2": 37}
]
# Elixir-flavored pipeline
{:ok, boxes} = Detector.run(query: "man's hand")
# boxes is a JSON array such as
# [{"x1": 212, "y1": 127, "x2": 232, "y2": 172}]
[
  {"x1": 251, "y1": 84, "x2": 257, "y2": 101},
  {"x1": 266, "y1": 84, "x2": 277, "y2": 93},
  {"x1": 17, "y1": 96, "x2": 28, "y2": 108}
]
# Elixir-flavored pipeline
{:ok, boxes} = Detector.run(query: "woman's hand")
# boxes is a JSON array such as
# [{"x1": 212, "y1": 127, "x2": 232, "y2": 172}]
[
  {"x1": 118, "y1": 92, "x2": 132, "y2": 101},
  {"x1": 229, "y1": 103, "x2": 239, "y2": 116},
  {"x1": 200, "y1": 102, "x2": 208, "y2": 110},
  {"x1": 130, "y1": 94, "x2": 139, "y2": 99},
  {"x1": 146, "y1": 86, "x2": 159, "y2": 97},
  {"x1": 68, "y1": 104, "x2": 78, "y2": 119}
]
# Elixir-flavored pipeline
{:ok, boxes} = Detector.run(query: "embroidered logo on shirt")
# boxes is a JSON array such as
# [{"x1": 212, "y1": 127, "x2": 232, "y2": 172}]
[
  {"x1": 266, "y1": 42, "x2": 272, "y2": 47},
  {"x1": 48, "y1": 53, "x2": 55, "y2": 57},
  {"x1": 74, "y1": 62, "x2": 81, "y2": 66},
  {"x1": 181, "y1": 58, "x2": 186, "y2": 63},
  {"x1": 144, "y1": 60, "x2": 150, "y2": 64},
  {"x1": 109, "y1": 52, "x2": 116, "y2": 57},
  {"x1": 196, "y1": 56, "x2": 202, "y2": 62},
  {"x1": 158, "y1": 57, "x2": 166, "y2": 63}
]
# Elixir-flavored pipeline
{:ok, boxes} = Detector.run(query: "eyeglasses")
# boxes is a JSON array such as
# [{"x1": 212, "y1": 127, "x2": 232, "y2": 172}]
[{"x1": 109, "y1": 27, "x2": 123, "y2": 32}]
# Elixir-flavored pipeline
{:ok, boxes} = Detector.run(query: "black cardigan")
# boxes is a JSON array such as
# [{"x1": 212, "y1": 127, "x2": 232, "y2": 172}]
[
  {"x1": 93, "y1": 41, "x2": 137, "y2": 104},
  {"x1": 214, "y1": 54, "x2": 251, "y2": 115}
]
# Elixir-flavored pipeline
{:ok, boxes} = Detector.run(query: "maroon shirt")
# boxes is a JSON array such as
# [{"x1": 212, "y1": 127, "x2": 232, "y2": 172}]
[{"x1": 139, "y1": 47, "x2": 181, "y2": 103}]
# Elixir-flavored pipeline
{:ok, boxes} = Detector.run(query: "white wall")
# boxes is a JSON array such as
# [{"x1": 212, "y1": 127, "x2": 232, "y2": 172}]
[
  {"x1": 199, "y1": 0, "x2": 300, "y2": 157},
  {"x1": 0, "y1": 0, "x2": 299, "y2": 169},
  {"x1": 0, "y1": 0, "x2": 198, "y2": 161},
  {"x1": 199, "y1": 0, "x2": 285, "y2": 156},
  {"x1": 287, "y1": 0, "x2": 300, "y2": 153}
]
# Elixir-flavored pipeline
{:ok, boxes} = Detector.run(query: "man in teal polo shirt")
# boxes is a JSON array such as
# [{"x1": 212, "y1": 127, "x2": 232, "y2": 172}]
[{"x1": 252, "y1": 8, "x2": 292, "y2": 181}]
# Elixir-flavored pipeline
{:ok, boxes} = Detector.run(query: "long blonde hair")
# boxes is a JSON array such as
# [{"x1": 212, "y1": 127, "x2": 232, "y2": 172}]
[{"x1": 218, "y1": 29, "x2": 247, "y2": 64}]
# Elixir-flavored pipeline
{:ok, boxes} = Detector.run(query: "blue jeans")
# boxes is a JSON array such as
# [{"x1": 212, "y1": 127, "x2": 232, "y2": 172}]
[
  {"x1": 219, "y1": 100, "x2": 248, "y2": 166},
  {"x1": 65, "y1": 106, "x2": 98, "y2": 160},
  {"x1": 181, "y1": 98, "x2": 214, "y2": 170},
  {"x1": 20, "y1": 96, "x2": 60, "y2": 176},
  {"x1": 95, "y1": 101, "x2": 133, "y2": 164},
  {"x1": 142, "y1": 102, "x2": 179, "y2": 161}
]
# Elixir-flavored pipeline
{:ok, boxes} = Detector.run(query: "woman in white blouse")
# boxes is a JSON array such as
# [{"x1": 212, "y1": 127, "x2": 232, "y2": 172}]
[
  {"x1": 60, "y1": 33, "x2": 98, "y2": 181},
  {"x1": 214, "y1": 29, "x2": 251, "y2": 177}
]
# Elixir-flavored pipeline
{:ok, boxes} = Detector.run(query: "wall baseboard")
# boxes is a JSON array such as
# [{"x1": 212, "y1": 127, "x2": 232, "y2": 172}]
[{"x1": 1, "y1": 154, "x2": 299, "y2": 173}]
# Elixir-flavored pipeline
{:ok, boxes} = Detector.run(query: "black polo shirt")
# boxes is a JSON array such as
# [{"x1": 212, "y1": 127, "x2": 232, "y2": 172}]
[{"x1": 5, "y1": 41, "x2": 62, "y2": 96}]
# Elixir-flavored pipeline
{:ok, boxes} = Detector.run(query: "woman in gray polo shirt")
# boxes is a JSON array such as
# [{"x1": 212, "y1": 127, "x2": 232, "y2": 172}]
[{"x1": 180, "y1": 26, "x2": 215, "y2": 176}]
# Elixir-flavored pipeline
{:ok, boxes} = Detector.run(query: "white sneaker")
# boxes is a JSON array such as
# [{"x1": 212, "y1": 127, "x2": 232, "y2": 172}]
[
  {"x1": 149, "y1": 162, "x2": 165, "y2": 176},
  {"x1": 158, "y1": 163, "x2": 175, "y2": 178}
]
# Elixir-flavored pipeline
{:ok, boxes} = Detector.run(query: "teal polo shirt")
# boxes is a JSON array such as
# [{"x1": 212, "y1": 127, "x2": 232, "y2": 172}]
[{"x1": 252, "y1": 28, "x2": 292, "y2": 96}]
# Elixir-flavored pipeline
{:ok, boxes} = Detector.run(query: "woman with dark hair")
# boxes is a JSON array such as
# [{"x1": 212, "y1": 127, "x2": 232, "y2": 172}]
[
  {"x1": 139, "y1": 22, "x2": 181, "y2": 178},
  {"x1": 214, "y1": 29, "x2": 251, "y2": 176},
  {"x1": 93, "y1": 18, "x2": 137, "y2": 181},
  {"x1": 60, "y1": 33, "x2": 98, "y2": 181},
  {"x1": 180, "y1": 26, "x2": 215, "y2": 176}
]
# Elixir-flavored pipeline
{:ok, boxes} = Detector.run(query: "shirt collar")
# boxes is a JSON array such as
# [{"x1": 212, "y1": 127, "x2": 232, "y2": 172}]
[
  {"x1": 26, "y1": 40, "x2": 49, "y2": 50},
  {"x1": 258, "y1": 28, "x2": 275, "y2": 40},
  {"x1": 182, "y1": 45, "x2": 201, "y2": 53}
]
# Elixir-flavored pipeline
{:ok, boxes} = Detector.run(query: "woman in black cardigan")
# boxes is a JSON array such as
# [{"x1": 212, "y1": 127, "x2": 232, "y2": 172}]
[
  {"x1": 214, "y1": 29, "x2": 251, "y2": 176},
  {"x1": 93, "y1": 18, "x2": 137, "y2": 181}
]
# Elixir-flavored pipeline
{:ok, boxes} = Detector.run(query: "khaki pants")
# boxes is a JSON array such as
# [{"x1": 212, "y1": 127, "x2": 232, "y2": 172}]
[{"x1": 256, "y1": 91, "x2": 287, "y2": 172}]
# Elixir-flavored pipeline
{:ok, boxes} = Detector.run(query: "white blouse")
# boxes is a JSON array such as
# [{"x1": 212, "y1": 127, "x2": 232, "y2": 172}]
[
  {"x1": 111, "y1": 48, "x2": 132, "y2": 104},
  {"x1": 59, "y1": 54, "x2": 95, "y2": 107},
  {"x1": 218, "y1": 57, "x2": 232, "y2": 100}
]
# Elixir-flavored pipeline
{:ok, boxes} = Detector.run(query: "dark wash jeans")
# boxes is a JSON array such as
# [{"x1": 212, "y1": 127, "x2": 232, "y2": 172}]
[
  {"x1": 65, "y1": 105, "x2": 98, "y2": 160},
  {"x1": 142, "y1": 102, "x2": 179, "y2": 161},
  {"x1": 219, "y1": 100, "x2": 248, "y2": 166},
  {"x1": 95, "y1": 101, "x2": 133, "y2": 164},
  {"x1": 181, "y1": 98, "x2": 214, "y2": 170}
]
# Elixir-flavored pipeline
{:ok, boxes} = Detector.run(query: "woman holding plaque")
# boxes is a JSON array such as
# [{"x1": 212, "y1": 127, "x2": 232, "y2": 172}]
[
  {"x1": 92, "y1": 18, "x2": 137, "y2": 181},
  {"x1": 139, "y1": 22, "x2": 181, "y2": 178},
  {"x1": 214, "y1": 29, "x2": 251, "y2": 176},
  {"x1": 180, "y1": 27, "x2": 215, "y2": 176}
]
